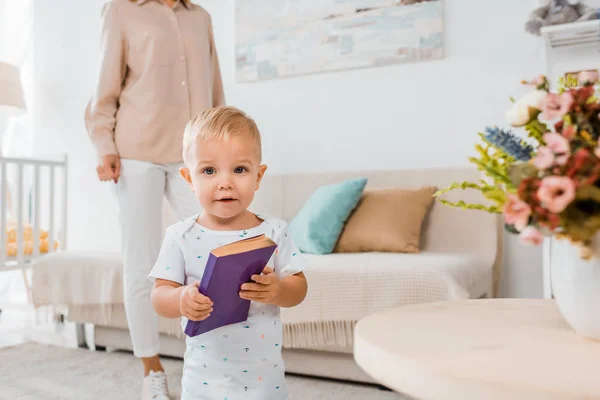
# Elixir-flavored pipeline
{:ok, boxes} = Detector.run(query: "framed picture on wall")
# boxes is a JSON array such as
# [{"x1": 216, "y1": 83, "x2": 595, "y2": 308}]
[{"x1": 235, "y1": 0, "x2": 445, "y2": 82}]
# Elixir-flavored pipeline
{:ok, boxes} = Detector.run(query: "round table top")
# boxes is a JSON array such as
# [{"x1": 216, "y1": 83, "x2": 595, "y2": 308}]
[{"x1": 354, "y1": 299, "x2": 600, "y2": 400}]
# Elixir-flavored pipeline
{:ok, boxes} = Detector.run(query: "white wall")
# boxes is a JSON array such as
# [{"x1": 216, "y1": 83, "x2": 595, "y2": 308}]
[
  {"x1": 1, "y1": 0, "x2": 34, "y2": 157},
  {"x1": 33, "y1": 0, "x2": 552, "y2": 297},
  {"x1": 32, "y1": 1, "x2": 122, "y2": 252}
]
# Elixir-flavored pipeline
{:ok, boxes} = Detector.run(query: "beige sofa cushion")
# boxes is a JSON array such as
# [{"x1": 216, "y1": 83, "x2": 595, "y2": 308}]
[{"x1": 334, "y1": 186, "x2": 437, "y2": 253}]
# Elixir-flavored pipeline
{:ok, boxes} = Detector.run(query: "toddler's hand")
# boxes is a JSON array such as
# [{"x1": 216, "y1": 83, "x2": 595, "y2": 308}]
[
  {"x1": 180, "y1": 281, "x2": 213, "y2": 321},
  {"x1": 239, "y1": 267, "x2": 281, "y2": 304}
]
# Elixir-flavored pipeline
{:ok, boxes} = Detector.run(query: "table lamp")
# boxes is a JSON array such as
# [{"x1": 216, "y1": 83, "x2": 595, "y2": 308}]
[
  {"x1": 0, "y1": 61, "x2": 26, "y2": 117},
  {"x1": 0, "y1": 61, "x2": 26, "y2": 221}
]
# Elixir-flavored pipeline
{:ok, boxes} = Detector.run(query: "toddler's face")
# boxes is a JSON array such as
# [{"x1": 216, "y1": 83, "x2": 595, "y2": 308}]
[{"x1": 181, "y1": 134, "x2": 266, "y2": 220}]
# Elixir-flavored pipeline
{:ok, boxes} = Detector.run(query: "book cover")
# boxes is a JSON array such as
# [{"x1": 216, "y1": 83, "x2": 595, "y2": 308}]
[{"x1": 184, "y1": 234, "x2": 277, "y2": 337}]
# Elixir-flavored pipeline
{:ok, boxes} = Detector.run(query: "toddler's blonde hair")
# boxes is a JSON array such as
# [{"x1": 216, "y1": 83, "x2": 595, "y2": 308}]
[{"x1": 183, "y1": 106, "x2": 262, "y2": 165}]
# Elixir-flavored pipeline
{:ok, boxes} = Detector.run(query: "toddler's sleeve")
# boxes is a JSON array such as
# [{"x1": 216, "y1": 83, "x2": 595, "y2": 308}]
[
  {"x1": 148, "y1": 229, "x2": 186, "y2": 285},
  {"x1": 273, "y1": 221, "x2": 309, "y2": 279}
]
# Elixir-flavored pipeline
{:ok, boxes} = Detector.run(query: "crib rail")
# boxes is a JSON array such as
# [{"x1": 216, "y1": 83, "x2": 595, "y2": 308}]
[{"x1": 1, "y1": 155, "x2": 68, "y2": 271}]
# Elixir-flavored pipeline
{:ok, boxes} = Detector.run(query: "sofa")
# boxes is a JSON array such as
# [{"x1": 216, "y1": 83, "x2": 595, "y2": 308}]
[{"x1": 31, "y1": 167, "x2": 502, "y2": 384}]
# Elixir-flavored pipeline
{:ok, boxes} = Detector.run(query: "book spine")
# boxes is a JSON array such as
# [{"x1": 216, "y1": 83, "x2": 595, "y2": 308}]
[
  {"x1": 185, "y1": 253, "x2": 217, "y2": 337},
  {"x1": 199, "y1": 253, "x2": 217, "y2": 296}
]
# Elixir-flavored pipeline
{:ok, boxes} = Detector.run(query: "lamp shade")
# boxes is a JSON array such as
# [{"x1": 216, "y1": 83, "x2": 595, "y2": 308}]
[{"x1": 0, "y1": 61, "x2": 26, "y2": 116}]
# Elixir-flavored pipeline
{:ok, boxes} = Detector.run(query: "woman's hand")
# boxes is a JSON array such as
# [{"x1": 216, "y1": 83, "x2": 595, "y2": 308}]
[{"x1": 96, "y1": 154, "x2": 121, "y2": 183}]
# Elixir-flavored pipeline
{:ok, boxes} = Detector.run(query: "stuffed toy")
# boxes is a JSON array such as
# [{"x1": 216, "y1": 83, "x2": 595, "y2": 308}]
[
  {"x1": 525, "y1": 0, "x2": 599, "y2": 36},
  {"x1": 7, "y1": 239, "x2": 59, "y2": 257}
]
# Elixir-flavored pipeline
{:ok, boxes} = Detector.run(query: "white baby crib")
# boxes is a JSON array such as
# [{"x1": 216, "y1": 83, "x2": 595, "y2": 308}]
[{"x1": 1, "y1": 155, "x2": 68, "y2": 303}]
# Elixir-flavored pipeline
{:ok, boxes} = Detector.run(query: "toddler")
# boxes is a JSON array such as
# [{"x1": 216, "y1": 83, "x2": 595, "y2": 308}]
[{"x1": 149, "y1": 106, "x2": 309, "y2": 400}]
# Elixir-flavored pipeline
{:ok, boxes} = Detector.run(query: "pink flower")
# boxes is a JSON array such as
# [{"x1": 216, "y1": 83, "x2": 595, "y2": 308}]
[
  {"x1": 541, "y1": 92, "x2": 574, "y2": 120},
  {"x1": 537, "y1": 176, "x2": 576, "y2": 213},
  {"x1": 503, "y1": 194, "x2": 531, "y2": 232},
  {"x1": 522, "y1": 75, "x2": 546, "y2": 87},
  {"x1": 544, "y1": 132, "x2": 569, "y2": 153},
  {"x1": 531, "y1": 75, "x2": 545, "y2": 86},
  {"x1": 579, "y1": 70, "x2": 599, "y2": 85},
  {"x1": 520, "y1": 226, "x2": 544, "y2": 245},
  {"x1": 532, "y1": 147, "x2": 554, "y2": 170},
  {"x1": 532, "y1": 133, "x2": 570, "y2": 169},
  {"x1": 544, "y1": 132, "x2": 570, "y2": 165}
]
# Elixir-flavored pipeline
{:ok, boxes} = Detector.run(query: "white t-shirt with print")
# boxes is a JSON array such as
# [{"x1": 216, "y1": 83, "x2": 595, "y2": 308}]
[{"x1": 148, "y1": 213, "x2": 308, "y2": 400}]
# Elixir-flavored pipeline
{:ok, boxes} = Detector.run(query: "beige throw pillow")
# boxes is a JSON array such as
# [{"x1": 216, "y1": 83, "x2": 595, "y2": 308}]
[{"x1": 333, "y1": 186, "x2": 437, "y2": 253}]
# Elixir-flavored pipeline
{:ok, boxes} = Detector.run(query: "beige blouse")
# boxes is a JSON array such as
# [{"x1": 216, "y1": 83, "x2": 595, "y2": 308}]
[{"x1": 84, "y1": 0, "x2": 225, "y2": 164}]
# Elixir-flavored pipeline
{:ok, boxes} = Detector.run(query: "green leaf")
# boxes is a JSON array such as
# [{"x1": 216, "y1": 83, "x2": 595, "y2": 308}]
[
  {"x1": 576, "y1": 185, "x2": 600, "y2": 202},
  {"x1": 561, "y1": 222, "x2": 597, "y2": 244},
  {"x1": 557, "y1": 76, "x2": 567, "y2": 94},
  {"x1": 437, "y1": 198, "x2": 502, "y2": 214},
  {"x1": 468, "y1": 157, "x2": 513, "y2": 186},
  {"x1": 507, "y1": 162, "x2": 537, "y2": 187},
  {"x1": 564, "y1": 114, "x2": 573, "y2": 126},
  {"x1": 583, "y1": 215, "x2": 600, "y2": 231},
  {"x1": 524, "y1": 119, "x2": 548, "y2": 144},
  {"x1": 434, "y1": 180, "x2": 493, "y2": 195},
  {"x1": 435, "y1": 131, "x2": 521, "y2": 214},
  {"x1": 567, "y1": 74, "x2": 579, "y2": 88},
  {"x1": 434, "y1": 180, "x2": 507, "y2": 214}
]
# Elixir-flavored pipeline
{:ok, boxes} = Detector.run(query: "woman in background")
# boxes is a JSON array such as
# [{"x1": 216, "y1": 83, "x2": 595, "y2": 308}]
[{"x1": 84, "y1": 0, "x2": 224, "y2": 398}]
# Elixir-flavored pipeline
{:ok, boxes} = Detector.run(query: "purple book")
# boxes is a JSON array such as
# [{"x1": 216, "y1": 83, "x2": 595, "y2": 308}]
[{"x1": 185, "y1": 234, "x2": 277, "y2": 337}]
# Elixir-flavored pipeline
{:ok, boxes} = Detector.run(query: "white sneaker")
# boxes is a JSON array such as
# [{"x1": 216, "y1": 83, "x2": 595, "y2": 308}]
[{"x1": 141, "y1": 370, "x2": 171, "y2": 400}]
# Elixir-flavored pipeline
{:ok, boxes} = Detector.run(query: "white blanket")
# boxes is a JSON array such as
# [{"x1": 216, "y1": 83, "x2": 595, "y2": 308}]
[{"x1": 32, "y1": 250, "x2": 488, "y2": 350}]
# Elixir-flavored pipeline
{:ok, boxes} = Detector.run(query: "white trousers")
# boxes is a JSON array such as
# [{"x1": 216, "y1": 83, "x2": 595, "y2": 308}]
[{"x1": 114, "y1": 159, "x2": 199, "y2": 358}]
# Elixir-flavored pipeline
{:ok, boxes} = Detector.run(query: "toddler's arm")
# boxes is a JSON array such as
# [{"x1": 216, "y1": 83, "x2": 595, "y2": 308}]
[
  {"x1": 152, "y1": 279, "x2": 213, "y2": 321},
  {"x1": 274, "y1": 272, "x2": 307, "y2": 308}
]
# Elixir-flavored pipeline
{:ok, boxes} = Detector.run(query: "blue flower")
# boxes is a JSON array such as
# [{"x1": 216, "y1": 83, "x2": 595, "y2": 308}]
[{"x1": 484, "y1": 127, "x2": 533, "y2": 161}]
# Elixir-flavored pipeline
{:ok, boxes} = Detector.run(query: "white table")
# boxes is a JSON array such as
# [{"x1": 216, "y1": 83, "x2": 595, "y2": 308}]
[{"x1": 354, "y1": 299, "x2": 600, "y2": 400}]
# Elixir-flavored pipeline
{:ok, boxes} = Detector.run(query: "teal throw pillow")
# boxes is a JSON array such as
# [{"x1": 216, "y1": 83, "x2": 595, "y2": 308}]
[{"x1": 289, "y1": 177, "x2": 368, "y2": 255}]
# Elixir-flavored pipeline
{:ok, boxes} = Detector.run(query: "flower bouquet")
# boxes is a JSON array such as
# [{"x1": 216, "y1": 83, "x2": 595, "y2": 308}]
[
  {"x1": 434, "y1": 70, "x2": 600, "y2": 259},
  {"x1": 437, "y1": 71, "x2": 600, "y2": 338}
]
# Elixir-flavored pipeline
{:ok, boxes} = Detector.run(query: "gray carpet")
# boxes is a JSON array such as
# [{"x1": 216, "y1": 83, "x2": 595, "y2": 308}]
[{"x1": 0, "y1": 343, "x2": 409, "y2": 400}]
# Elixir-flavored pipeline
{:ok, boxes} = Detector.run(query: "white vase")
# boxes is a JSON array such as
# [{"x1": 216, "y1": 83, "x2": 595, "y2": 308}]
[{"x1": 550, "y1": 234, "x2": 600, "y2": 340}]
